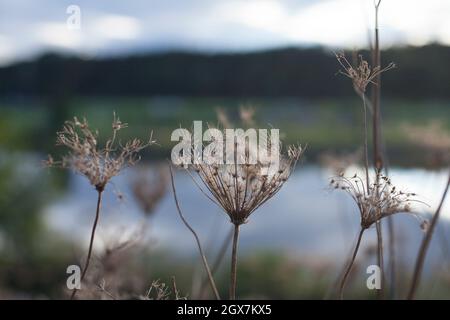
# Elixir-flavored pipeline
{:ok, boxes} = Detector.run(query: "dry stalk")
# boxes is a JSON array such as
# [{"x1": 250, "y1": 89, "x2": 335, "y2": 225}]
[
  {"x1": 185, "y1": 140, "x2": 302, "y2": 299},
  {"x1": 408, "y1": 170, "x2": 450, "y2": 299},
  {"x1": 335, "y1": 0, "x2": 397, "y2": 298},
  {"x1": 45, "y1": 114, "x2": 153, "y2": 299},
  {"x1": 70, "y1": 188, "x2": 103, "y2": 299},
  {"x1": 332, "y1": 171, "x2": 425, "y2": 299},
  {"x1": 229, "y1": 224, "x2": 240, "y2": 300},
  {"x1": 169, "y1": 164, "x2": 221, "y2": 300},
  {"x1": 372, "y1": 0, "x2": 385, "y2": 299},
  {"x1": 199, "y1": 227, "x2": 233, "y2": 299}
]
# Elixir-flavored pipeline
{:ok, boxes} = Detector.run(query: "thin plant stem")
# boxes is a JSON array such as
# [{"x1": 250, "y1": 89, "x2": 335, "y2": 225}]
[
  {"x1": 375, "y1": 220, "x2": 385, "y2": 299},
  {"x1": 339, "y1": 228, "x2": 365, "y2": 299},
  {"x1": 70, "y1": 187, "x2": 103, "y2": 300},
  {"x1": 362, "y1": 94, "x2": 370, "y2": 191},
  {"x1": 372, "y1": 1, "x2": 382, "y2": 170},
  {"x1": 387, "y1": 214, "x2": 396, "y2": 299},
  {"x1": 372, "y1": 0, "x2": 386, "y2": 299},
  {"x1": 384, "y1": 162, "x2": 396, "y2": 299},
  {"x1": 324, "y1": 232, "x2": 359, "y2": 299},
  {"x1": 172, "y1": 276, "x2": 181, "y2": 300},
  {"x1": 379, "y1": 97, "x2": 395, "y2": 297},
  {"x1": 230, "y1": 223, "x2": 240, "y2": 300},
  {"x1": 408, "y1": 170, "x2": 450, "y2": 299},
  {"x1": 97, "y1": 281, "x2": 117, "y2": 300},
  {"x1": 169, "y1": 165, "x2": 221, "y2": 300},
  {"x1": 200, "y1": 227, "x2": 233, "y2": 299}
]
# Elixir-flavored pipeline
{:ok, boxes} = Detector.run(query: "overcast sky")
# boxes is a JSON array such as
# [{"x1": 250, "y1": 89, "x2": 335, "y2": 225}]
[{"x1": 0, "y1": 0, "x2": 449, "y2": 65}]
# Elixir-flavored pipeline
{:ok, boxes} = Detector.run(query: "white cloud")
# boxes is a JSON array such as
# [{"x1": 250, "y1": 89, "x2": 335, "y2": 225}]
[
  {"x1": 284, "y1": 0, "x2": 369, "y2": 47},
  {"x1": 0, "y1": 35, "x2": 15, "y2": 66},
  {"x1": 1, "y1": 0, "x2": 450, "y2": 65},
  {"x1": 438, "y1": 19, "x2": 450, "y2": 46},
  {"x1": 217, "y1": 0, "x2": 287, "y2": 31},
  {"x1": 211, "y1": 0, "x2": 450, "y2": 48},
  {"x1": 92, "y1": 14, "x2": 141, "y2": 40},
  {"x1": 380, "y1": 0, "x2": 450, "y2": 46},
  {"x1": 36, "y1": 22, "x2": 82, "y2": 49}
]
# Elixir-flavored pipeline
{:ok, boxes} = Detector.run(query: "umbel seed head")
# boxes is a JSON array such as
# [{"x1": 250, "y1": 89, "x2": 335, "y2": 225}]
[
  {"x1": 335, "y1": 52, "x2": 395, "y2": 95},
  {"x1": 181, "y1": 133, "x2": 303, "y2": 225},
  {"x1": 45, "y1": 114, "x2": 154, "y2": 190},
  {"x1": 331, "y1": 171, "x2": 427, "y2": 229}
]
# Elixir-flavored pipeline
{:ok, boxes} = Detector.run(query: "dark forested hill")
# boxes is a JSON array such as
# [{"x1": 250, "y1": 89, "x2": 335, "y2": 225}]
[{"x1": 0, "y1": 44, "x2": 449, "y2": 99}]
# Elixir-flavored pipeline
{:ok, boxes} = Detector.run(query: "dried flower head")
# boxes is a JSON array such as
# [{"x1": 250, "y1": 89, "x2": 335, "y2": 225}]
[
  {"x1": 140, "y1": 279, "x2": 186, "y2": 300},
  {"x1": 187, "y1": 134, "x2": 303, "y2": 225},
  {"x1": 319, "y1": 149, "x2": 362, "y2": 176},
  {"x1": 45, "y1": 114, "x2": 154, "y2": 191},
  {"x1": 336, "y1": 52, "x2": 395, "y2": 94},
  {"x1": 132, "y1": 166, "x2": 168, "y2": 215},
  {"x1": 215, "y1": 105, "x2": 256, "y2": 129},
  {"x1": 239, "y1": 106, "x2": 256, "y2": 127},
  {"x1": 100, "y1": 225, "x2": 145, "y2": 274},
  {"x1": 331, "y1": 171, "x2": 426, "y2": 229}
]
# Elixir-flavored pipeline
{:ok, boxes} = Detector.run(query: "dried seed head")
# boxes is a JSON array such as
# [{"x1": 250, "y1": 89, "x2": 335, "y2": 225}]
[
  {"x1": 239, "y1": 106, "x2": 256, "y2": 127},
  {"x1": 132, "y1": 166, "x2": 168, "y2": 216},
  {"x1": 335, "y1": 52, "x2": 395, "y2": 94},
  {"x1": 46, "y1": 114, "x2": 155, "y2": 190},
  {"x1": 331, "y1": 171, "x2": 426, "y2": 229},
  {"x1": 319, "y1": 149, "x2": 362, "y2": 176},
  {"x1": 188, "y1": 138, "x2": 303, "y2": 225}
]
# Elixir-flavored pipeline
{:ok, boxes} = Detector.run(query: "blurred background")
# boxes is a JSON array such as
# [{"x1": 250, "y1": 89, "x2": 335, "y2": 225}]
[{"x1": 0, "y1": 0, "x2": 449, "y2": 299}]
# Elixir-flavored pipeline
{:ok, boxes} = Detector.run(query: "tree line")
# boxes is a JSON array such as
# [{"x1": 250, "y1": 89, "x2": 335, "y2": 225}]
[{"x1": 0, "y1": 44, "x2": 449, "y2": 99}]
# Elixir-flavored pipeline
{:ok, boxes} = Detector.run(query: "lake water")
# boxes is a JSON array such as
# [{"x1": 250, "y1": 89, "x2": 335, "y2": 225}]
[{"x1": 44, "y1": 165, "x2": 450, "y2": 269}]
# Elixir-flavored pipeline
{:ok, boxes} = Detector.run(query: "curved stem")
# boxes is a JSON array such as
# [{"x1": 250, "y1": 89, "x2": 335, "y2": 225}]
[
  {"x1": 339, "y1": 228, "x2": 365, "y2": 300},
  {"x1": 230, "y1": 224, "x2": 240, "y2": 300},
  {"x1": 200, "y1": 227, "x2": 233, "y2": 299},
  {"x1": 169, "y1": 165, "x2": 221, "y2": 300},
  {"x1": 408, "y1": 171, "x2": 450, "y2": 299},
  {"x1": 70, "y1": 188, "x2": 103, "y2": 300}
]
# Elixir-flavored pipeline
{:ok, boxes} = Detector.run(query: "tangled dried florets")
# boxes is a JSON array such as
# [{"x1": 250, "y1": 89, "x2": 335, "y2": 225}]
[
  {"x1": 45, "y1": 114, "x2": 154, "y2": 191},
  {"x1": 335, "y1": 52, "x2": 395, "y2": 94},
  {"x1": 331, "y1": 171, "x2": 426, "y2": 229},
  {"x1": 187, "y1": 135, "x2": 303, "y2": 225}
]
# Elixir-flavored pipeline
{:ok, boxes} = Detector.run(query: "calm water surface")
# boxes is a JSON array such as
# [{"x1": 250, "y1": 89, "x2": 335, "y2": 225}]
[{"x1": 45, "y1": 165, "x2": 450, "y2": 266}]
